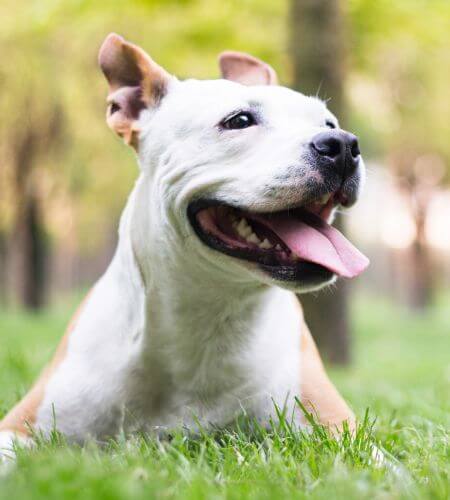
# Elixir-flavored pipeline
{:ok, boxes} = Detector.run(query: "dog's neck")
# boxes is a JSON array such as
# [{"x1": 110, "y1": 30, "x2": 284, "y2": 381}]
[{"x1": 113, "y1": 173, "x2": 273, "y2": 349}]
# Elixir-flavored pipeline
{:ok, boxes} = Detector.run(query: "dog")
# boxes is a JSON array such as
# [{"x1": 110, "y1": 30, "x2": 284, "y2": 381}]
[{"x1": 0, "y1": 34, "x2": 369, "y2": 463}]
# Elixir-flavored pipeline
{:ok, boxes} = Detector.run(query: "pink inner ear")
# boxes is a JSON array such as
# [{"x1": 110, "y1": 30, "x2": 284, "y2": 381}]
[
  {"x1": 219, "y1": 51, "x2": 278, "y2": 86},
  {"x1": 107, "y1": 86, "x2": 145, "y2": 119}
]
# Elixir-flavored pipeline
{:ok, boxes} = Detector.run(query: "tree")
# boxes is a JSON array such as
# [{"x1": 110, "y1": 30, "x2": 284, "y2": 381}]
[
  {"x1": 0, "y1": 30, "x2": 65, "y2": 309},
  {"x1": 290, "y1": 0, "x2": 351, "y2": 364},
  {"x1": 7, "y1": 100, "x2": 64, "y2": 309},
  {"x1": 347, "y1": 0, "x2": 450, "y2": 310}
]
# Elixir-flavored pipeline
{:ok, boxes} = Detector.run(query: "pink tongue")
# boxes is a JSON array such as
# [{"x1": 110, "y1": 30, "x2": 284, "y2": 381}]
[{"x1": 257, "y1": 211, "x2": 369, "y2": 278}]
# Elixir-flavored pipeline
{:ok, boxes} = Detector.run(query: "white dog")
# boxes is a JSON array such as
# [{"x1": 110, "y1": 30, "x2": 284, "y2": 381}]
[{"x1": 0, "y1": 34, "x2": 369, "y2": 462}]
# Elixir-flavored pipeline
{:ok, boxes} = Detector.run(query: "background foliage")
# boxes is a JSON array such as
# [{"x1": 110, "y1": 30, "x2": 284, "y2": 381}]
[
  {"x1": 1, "y1": 0, "x2": 448, "y2": 261},
  {"x1": 0, "y1": 1, "x2": 449, "y2": 496}
]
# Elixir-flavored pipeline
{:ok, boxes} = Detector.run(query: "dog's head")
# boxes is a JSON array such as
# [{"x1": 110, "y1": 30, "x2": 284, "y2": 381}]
[{"x1": 99, "y1": 34, "x2": 369, "y2": 293}]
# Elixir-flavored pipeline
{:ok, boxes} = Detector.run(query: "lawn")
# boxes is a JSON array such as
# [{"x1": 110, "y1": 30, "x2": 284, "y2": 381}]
[{"x1": 0, "y1": 292, "x2": 448, "y2": 499}]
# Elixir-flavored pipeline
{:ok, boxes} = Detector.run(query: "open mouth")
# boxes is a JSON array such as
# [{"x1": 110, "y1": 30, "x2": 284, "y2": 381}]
[{"x1": 188, "y1": 193, "x2": 369, "y2": 283}]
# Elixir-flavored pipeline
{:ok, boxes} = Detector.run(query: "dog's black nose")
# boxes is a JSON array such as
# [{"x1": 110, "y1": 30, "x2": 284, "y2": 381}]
[{"x1": 310, "y1": 130, "x2": 360, "y2": 179}]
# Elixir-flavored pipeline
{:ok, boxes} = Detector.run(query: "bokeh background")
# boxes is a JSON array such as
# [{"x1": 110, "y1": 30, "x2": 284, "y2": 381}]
[
  {"x1": 0, "y1": 0, "x2": 449, "y2": 364},
  {"x1": 1, "y1": 3, "x2": 449, "y2": 496}
]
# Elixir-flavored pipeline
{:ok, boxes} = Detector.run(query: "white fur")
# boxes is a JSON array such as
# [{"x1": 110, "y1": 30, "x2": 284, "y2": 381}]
[
  {"x1": 0, "y1": 431, "x2": 32, "y2": 471},
  {"x1": 0, "y1": 432, "x2": 17, "y2": 464},
  {"x1": 7, "y1": 75, "x2": 365, "y2": 446}
]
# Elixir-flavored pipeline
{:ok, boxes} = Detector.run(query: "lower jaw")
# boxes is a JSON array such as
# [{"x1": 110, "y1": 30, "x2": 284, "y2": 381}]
[{"x1": 258, "y1": 262, "x2": 334, "y2": 284}]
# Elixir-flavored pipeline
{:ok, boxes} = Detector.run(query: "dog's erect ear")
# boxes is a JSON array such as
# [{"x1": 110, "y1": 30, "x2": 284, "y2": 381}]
[
  {"x1": 218, "y1": 51, "x2": 278, "y2": 86},
  {"x1": 98, "y1": 33, "x2": 171, "y2": 148}
]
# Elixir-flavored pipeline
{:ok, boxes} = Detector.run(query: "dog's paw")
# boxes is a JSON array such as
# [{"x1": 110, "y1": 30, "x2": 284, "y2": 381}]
[
  {"x1": 0, "y1": 431, "x2": 32, "y2": 473},
  {"x1": 0, "y1": 431, "x2": 17, "y2": 463}
]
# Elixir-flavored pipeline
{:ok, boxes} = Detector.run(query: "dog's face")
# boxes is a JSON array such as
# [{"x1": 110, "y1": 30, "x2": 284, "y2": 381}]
[{"x1": 99, "y1": 34, "x2": 369, "y2": 293}]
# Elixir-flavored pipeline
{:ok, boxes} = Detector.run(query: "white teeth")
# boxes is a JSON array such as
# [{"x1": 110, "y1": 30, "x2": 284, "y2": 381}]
[
  {"x1": 259, "y1": 238, "x2": 273, "y2": 249},
  {"x1": 236, "y1": 218, "x2": 252, "y2": 238},
  {"x1": 237, "y1": 218, "x2": 248, "y2": 230},
  {"x1": 275, "y1": 244, "x2": 282, "y2": 251},
  {"x1": 247, "y1": 232, "x2": 261, "y2": 245},
  {"x1": 232, "y1": 217, "x2": 274, "y2": 249}
]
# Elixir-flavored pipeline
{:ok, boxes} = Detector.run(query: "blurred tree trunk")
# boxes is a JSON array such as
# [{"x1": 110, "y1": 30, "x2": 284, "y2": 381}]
[
  {"x1": 290, "y1": 0, "x2": 351, "y2": 364},
  {"x1": 408, "y1": 236, "x2": 432, "y2": 310},
  {"x1": 402, "y1": 175, "x2": 435, "y2": 311},
  {"x1": 12, "y1": 194, "x2": 47, "y2": 309},
  {"x1": 6, "y1": 100, "x2": 62, "y2": 310},
  {"x1": 8, "y1": 117, "x2": 46, "y2": 309},
  {"x1": 0, "y1": 231, "x2": 7, "y2": 305}
]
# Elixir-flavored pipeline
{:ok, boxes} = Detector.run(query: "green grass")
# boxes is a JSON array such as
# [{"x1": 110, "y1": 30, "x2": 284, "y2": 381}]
[{"x1": 0, "y1": 292, "x2": 449, "y2": 499}]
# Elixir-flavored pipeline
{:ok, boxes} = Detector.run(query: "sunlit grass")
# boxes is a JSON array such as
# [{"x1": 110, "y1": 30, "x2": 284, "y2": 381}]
[{"x1": 0, "y1": 292, "x2": 449, "y2": 499}]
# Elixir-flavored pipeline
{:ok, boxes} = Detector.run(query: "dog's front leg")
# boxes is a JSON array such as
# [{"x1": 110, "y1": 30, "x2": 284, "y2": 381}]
[
  {"x1": 300, "y1": 320, "x2": 355, "y2": 433},
  {"x1": 0, "y1": 288, "x2": 125, "y2": 464},
  {"x1": 0, "y1": 319, "x2": 74, "y2": 465}
]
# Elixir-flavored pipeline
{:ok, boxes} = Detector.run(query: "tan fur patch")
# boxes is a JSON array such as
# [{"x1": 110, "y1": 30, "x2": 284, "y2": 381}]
[
  {"x1": 297, "y1": 298, "x2": 355, "y2": 432},
  {"x1": 0, "y1": 291, "x2": 92, "y2": 436}
]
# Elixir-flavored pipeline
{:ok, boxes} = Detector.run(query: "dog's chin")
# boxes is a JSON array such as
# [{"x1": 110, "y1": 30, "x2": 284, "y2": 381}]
[
  {"x1": 256, "y1": 263, "x2": 336, "y2": 293},
  {"x1": 187, "y1": 198, "x2": 340, "y2": 291}
]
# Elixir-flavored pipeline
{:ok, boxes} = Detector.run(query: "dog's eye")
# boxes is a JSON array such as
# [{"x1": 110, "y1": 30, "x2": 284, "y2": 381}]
[
  {"x1": 222, "y1": 111, "x2": 256, "y2": 130},
  {"x1": 325, "y1": 120, "x2": 336, "y2": 129}
]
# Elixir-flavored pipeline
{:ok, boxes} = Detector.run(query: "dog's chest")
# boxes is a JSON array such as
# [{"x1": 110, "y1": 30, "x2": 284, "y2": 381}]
[{"x1": 124, "y1": 289, "x2": 303, "y2": 431}]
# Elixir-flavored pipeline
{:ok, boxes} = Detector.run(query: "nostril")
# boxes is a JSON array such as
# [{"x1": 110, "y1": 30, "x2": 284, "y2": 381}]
[
  {"x1": 350, "y1": 139, "x2": 360, "y2": 158},
  {"x1": 311, "y1": 137, "x2": 342, "y2": 159}
]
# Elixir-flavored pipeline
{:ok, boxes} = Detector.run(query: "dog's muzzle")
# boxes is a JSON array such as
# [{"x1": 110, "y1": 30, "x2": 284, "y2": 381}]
[{"x1": 186, "y1": 130, "x2": 369, "y2": 287}]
